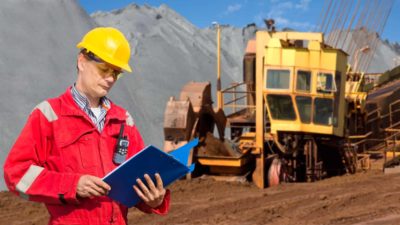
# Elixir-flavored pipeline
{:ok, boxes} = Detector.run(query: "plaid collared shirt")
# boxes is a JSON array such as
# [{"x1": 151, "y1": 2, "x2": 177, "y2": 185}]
[{"x1": 71, "y1": 85, "x2": 111, "y2": 132}]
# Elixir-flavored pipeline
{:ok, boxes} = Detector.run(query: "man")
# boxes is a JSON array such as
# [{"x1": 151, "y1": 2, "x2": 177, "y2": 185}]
[{"x1": 3, "y1": 27, "x2": 169, "y2": 225}]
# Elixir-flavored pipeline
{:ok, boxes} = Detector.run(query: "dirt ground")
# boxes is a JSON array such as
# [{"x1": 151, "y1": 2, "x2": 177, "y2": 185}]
[{"x1": 2, "y1": 159, "x2": 400, "y2": 225}]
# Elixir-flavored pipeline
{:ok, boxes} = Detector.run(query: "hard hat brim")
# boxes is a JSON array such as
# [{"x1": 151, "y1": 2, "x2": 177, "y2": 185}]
[{"x1": 77, "y1": 43, "x2": 133, "y2": 73}]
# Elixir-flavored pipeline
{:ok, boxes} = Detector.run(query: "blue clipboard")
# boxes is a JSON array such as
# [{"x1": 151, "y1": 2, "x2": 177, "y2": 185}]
[{"x1": 103, "y1": 138, "x2": 198, "y2": 207}]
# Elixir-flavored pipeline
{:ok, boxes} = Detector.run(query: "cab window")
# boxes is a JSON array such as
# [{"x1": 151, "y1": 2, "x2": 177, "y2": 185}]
[
  {"x1": 267, "y1": 95, "x2": 296, "y2": 120},
  {"x1": 313, "y1": 98, "x2": 333, "y2": 125},
  {"x1": 296, "y1": 70, "x2": 311, "y2": 92},
  {"x1": 317, "y1": 73, "x2": 336, "y2": 93},
  {"x1": 266, "y1": 69, "x2": 290, "y2": 89},
  {"x1": 296, "y1": 96, "x2": 312, "y2": 123}
]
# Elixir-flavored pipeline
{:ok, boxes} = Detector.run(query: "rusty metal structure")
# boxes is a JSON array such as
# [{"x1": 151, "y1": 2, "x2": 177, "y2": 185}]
[{"x1": 163, "y1": 0, "x2": 400, "y2": 188}]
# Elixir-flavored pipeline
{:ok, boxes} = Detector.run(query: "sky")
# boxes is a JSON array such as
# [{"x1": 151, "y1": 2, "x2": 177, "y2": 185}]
[{"x1": 79, "y1": 0, "x2": 400, "y2": 43}]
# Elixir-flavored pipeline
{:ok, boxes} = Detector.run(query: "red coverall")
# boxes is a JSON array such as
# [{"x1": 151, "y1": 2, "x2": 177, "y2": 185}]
[{"x1": 4, "y1": 88, "x2": 170, "y2": 225}]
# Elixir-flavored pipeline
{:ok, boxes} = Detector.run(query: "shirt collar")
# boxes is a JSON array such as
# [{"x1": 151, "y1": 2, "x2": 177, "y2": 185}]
[{"x1": 71, "y1": 84, "x2": 111, "y2": 111}]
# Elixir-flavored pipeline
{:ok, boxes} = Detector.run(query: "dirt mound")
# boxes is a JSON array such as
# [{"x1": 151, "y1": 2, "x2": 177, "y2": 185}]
[
  {"x1": 197, "y1": 132, "x2": 242, "y2": 157},
  {"x1": 2, "y1": 161, "x2": 400, "y2": 225}
]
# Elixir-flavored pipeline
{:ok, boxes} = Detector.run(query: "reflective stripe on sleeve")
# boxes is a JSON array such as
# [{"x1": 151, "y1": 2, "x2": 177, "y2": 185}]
[
  {"x1": 126, "y1": 111, "x2": 134, "y2": 126},
  {"x1": 34, "y1": 101, "x2": 58, "y2": 122},
  {"x1": 16, "y1": 165, "x2": 44, "y2": 194}
]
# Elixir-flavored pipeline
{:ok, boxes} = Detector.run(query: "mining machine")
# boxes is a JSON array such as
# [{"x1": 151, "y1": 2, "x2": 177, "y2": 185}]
[
  {"x1": 165, "y1": 31, "x2": 351, "y2": 188},
  {"x1": 163, "y1": 0, "x2": 400, "y2": 188}
]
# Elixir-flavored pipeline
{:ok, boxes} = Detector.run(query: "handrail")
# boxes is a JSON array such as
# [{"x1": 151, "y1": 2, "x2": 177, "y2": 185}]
[
  {"x1": 224, "y1": 104, "x2": 256, "y2": 108},
  {"x1": 224, "y1": 95, "x2": 247, "y2": 105},
  {"x1": 390, "y1": 100, "x2": 400, "y2": 126},
  {"x1": 348, "y1": 132, "x2": 372, "y2": 139},
  {"x1": 366, "y1": 108, "x2": 380, "y2": 117},
  {"x1": 385, "y1": 130, "x2": 400, "y2": 141},
  {"x1": 388, "y1": 120, "x2": 400, "y2": 129},
  {"x1": 223, "y1": 90, "x2": 255, "y2": 94},
  {"x1": 221, "y1": 82, "x2": 245, "y2": 92},
  {"x1": 221, "y1": 82, "x2": 255, "y2": 114},
  {"x1": 385, "y1": 128, "x2": 400, "y2": 132}
]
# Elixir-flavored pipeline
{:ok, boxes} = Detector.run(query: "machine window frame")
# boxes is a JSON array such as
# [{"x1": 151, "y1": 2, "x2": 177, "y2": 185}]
[
  {"x1": 266, "y1": 94, "x2": 297, "y2": 121},
  {"x1": 265, "y1": 69, "x2": 291, "y2": 90},
  {"x1": 313, "y1": 98, "x2": 334, "y2": 126},
  {"x1": 332, "y1": 71, "x2": 342, "y2": 127},
  {"x1": 316, "y1": 72, "x2": 336, "y2": 94},
  {"x1": 295, "y1": 96, "x2": 312, "y2": 123},
  {"x1": 296, "y1": 70, "x2": 312, "y2": 93}
]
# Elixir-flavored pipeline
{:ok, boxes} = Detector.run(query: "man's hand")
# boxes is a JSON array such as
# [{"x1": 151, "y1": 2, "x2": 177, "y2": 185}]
[
  {"x1": 133, "y1": 173, "x2": 166, "y2": 208},
  {"x1": 76, "y1": 175, "x2": 111, "y2": 199}
]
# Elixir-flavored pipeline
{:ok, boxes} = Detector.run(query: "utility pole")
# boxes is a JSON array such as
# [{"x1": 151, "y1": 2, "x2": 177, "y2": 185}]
[{"x1": 213, "y1": 22, "x2": 223, "y2": 110}]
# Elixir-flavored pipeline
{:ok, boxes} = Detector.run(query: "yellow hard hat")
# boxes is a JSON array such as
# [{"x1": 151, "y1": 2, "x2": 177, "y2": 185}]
[{"x1": 77, "y1": 27, "x2": 132, "y2": 72}]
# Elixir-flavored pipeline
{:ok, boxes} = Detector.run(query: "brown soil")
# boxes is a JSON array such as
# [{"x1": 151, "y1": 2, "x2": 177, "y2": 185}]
[{"x1": 2, "y1": 160, "x2": 400, "y2": 225}]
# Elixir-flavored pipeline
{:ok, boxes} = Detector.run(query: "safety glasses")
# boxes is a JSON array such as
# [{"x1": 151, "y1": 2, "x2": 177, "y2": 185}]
[{"x1": 82, "y1": 50, "x2": 123, "y2": 80}]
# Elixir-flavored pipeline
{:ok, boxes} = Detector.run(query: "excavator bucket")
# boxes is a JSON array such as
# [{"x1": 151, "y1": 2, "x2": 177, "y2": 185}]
[{"x1": 163, "y1": 82, "x2": 254, "y2": 178}]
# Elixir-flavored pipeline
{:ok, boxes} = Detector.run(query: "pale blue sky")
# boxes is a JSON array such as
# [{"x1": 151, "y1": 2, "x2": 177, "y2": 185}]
[{"x1": 79, "y1": 0, "x2": 400, "y2": 43}]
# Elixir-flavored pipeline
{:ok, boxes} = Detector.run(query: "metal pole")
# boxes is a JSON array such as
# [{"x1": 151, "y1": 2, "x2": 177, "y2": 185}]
[{"x1": 216, "y1": 23, "x2": 223, "y2": 110}]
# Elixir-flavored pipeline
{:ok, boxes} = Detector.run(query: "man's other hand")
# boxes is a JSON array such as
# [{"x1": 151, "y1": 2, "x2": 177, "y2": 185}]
[
  {"x1": 133, "y1": 173, "x2": 166, "y2": 208},
  {"x1": 77, "y1": 175, "x2": 111, "y2": 198}
]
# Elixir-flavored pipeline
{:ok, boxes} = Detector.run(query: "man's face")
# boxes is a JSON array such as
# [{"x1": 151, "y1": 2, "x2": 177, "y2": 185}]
[{"x1": 77, "y1": 53, "x2": 122, "y2": 99}]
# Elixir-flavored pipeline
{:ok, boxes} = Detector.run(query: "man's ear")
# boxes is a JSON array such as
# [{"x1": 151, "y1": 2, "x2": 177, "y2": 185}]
[{"x1": 77, "y1": 53, "x2": 86, "y2": 72}]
